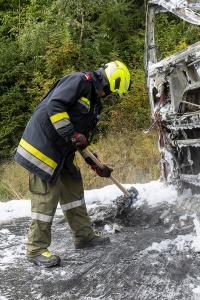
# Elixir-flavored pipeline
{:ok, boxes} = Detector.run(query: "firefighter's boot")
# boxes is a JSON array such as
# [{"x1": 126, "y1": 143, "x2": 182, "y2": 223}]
[
  {"x1": 75, "y1": 233, "x2": 110, "y2": 249},
  {"x1": 27, "y1": 250, "x2": 61, "y2": 268}
]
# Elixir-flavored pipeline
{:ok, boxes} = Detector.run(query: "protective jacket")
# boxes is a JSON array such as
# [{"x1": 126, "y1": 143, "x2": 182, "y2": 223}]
[{"x1": 15, "y1": 71, "x2": 102, "y2": 182}]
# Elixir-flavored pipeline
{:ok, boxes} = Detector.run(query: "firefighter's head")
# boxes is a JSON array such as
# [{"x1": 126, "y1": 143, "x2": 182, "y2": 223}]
[{"x1": 98, "y1": 61, "x2": 131, "y2": 97}]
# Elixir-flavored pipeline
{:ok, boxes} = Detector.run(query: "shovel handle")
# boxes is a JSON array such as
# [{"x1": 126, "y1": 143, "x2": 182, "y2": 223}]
[
  {"x1": 81, "y1": 149, "x2": 130, "y2": 197},
  {"x1": 109, "y1": 175, "x2": 130, "y2": 197}
]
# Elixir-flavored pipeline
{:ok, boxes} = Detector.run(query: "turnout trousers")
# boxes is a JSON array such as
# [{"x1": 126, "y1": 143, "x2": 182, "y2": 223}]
[{"x1": 27, "y1": 169, "x2": 94, "y2": 256}]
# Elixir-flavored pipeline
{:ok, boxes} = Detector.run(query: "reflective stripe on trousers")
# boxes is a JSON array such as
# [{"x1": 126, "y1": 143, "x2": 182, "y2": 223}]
[
  {"x1": 61, "y1": 198, "x2": 85, "y2": 211},
  {"x1": 31, "y1": 212, "x2": 54, "y2": 222}
]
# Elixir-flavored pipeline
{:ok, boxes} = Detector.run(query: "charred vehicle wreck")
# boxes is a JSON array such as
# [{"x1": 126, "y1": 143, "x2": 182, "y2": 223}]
[{"x1": 145, "y1": 0, "x2": 200, "y2": 190}]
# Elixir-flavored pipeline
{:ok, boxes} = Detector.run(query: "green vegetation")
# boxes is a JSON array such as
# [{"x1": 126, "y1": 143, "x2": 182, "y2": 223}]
[
  {"x1": 1, "y1": 0, "x2": 199, "y2": 159},
  {"x1": 0, "y1": 1, "x2": 200, "y2": 199},
  {"x1": 154, "y1": 13, "x2": 200, "y2": 60},
  {"x1": 0, "y1": 0, "x2": 146, "y2": 159}
]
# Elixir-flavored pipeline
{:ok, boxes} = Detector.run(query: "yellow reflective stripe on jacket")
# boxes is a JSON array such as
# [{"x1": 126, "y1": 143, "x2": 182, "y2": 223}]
[
  {"x1": 86, "y1": 144, "x2": 97, "y2": 152},
  {"x1": 53, "y1": 119, "x2": 71, "y2": 130},
  {"x1": 19, "y1": 139, "x2": 57, "y2": 169},
  {"x1": 17, "y1": 145, "x2": 55, "y2": 175},
  {"x1": 80, "y1": 97, "x2": 90, "y2": 107},
  {"x1": 50, "y1": 112, "x2": 70, "y2": 124},
  {"x1": 73, "y1": 155, "x2": 77, "y2": 167}
]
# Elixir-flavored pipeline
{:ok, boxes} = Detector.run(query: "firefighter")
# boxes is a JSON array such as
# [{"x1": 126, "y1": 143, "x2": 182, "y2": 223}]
[{"x1": 15, "y1": 61, "x2": 131, "y2": 267}]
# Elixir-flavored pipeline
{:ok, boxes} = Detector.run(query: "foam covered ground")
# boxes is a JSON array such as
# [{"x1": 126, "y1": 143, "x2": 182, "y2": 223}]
[{"x1": 1, "y1": 181, "x2": 200, "y2": 299}]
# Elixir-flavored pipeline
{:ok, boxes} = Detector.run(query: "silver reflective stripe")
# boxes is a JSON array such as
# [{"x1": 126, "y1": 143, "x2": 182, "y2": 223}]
[
  {"x1": 17, "y1": 146, "x2": 54, "y2": 175},
  {"x1": 53, "y1": 119, "x2": 71, "y2": 130},
  {"x1": 78, "y1": 100, "x2": 90, "y2": 110},
  {"x1": 81, "y1": 152, "x2": 88, "y2": 159},
  {"x1": 31, "y1": 212, "x2": 53, "y2": 222},
  {"x1": 61, "y1": 198, "x2": 85, "y2": 211}
]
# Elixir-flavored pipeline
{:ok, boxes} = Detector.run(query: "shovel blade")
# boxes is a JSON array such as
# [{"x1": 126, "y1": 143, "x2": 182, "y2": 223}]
[{"x1": 115, "y1": 187, "x2": 139, "y2": 217}]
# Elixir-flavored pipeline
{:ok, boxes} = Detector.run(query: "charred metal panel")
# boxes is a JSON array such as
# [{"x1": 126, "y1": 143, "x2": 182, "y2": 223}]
[
  {"x1": 145, "y1": 1, "x2": 200, "y2": 190},
  {"x1": 149, "y1": 0, "x2": 200, "y2": 24}
]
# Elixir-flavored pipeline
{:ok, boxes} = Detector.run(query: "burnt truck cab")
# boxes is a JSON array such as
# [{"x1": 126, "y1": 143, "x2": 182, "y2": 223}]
[{"x1": 145, "y1": 0, "x2": 200, "y2": 189}]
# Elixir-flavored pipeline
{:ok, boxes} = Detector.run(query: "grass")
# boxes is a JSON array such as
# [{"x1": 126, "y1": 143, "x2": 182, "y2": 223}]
[
  {"x1": 79, "y1": 130, "x2": 160, "y2": 189},
  {"x1": 0, "y1": 130, "x2": 160, "y2": 201},
  {"x1": 0, "y1": 161, "x2": 29, "y2": 201}
]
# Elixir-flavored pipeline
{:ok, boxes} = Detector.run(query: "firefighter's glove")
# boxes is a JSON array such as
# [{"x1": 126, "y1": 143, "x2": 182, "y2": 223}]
[
  {"x1": 91, "y1": 164, "x2": 113, "y2": 178},
  {"x1": 85, "y1": 153, "x2": 98, "y2": 166},
  {"x1": 71, "y1": 132, "x2": 88, "y2": 150}
]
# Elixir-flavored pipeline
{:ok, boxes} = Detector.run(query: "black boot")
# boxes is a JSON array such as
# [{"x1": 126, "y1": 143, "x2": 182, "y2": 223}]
[
  {"x1": 75, "y1": 234, "x2": 110, "y2": 249},
  {"x1": 27, "y1": 250, "x2": 61, "y2": 268}
]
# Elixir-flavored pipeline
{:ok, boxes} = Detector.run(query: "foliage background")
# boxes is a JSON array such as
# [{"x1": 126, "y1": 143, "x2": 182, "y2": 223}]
[
  {"x1": 0, "y1": 1, "x2": 200, "y2": 200},
  {"x1": 0, "y1": 0, "x2": 146, "y2": 159},
  {"x1": 1, "y1": 0, "x2": 199, "y2": 159}
]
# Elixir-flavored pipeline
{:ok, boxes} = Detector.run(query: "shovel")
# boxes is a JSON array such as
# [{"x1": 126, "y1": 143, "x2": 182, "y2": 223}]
[{"x1": 81, "y1": 148, "x2": 139, "y2": 215}]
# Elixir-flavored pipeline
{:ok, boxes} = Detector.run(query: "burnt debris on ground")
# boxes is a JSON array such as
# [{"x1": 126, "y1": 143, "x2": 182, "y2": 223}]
[{"x1": 1, "y1": 196, "x2": 200, "y2": 299}]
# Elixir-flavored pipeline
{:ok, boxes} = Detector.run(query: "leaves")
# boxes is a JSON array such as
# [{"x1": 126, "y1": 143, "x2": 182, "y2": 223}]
[{"x1": 0, "y1": 0, "x2": 197, "y2": 159}]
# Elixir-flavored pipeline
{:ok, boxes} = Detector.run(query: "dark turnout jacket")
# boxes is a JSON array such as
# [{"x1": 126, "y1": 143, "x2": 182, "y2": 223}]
[{"x1": 15, "y1": 71, "x2": 102, "y2": 182}]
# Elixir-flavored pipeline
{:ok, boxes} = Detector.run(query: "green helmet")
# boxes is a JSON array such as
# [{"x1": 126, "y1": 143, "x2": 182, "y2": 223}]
[{"x1": 103, "y1": 61, "x2": 131, "y2": 95}]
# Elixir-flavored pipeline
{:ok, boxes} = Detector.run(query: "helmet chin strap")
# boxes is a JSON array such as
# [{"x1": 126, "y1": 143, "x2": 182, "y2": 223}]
[
  {"x1": 98, "y1": 68, "x2": 112, "y2": 96},
  {"x1": 93, "y1": 69, "x2": 112, "y2": 97},
  {"x1": 103, "y1": 84, "x2": 112, "y2": 97}
]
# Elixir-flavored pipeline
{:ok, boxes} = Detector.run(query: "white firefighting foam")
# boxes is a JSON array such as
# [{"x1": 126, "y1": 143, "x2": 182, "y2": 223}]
[
  {"x1": 0, "y1": 180, "x2": 178, "y2": 224},
  {"x1": 1, "y1": 180, "x2": 200, "y2": 300}
]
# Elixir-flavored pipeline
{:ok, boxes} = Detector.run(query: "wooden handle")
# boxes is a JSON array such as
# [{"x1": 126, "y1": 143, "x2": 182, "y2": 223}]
[
  {"x1": 82, "y1": 149, "x2": 104, "y2": 168},
  {"x1": 81, "y1": 149, "x2": 130, "y2": 197},
  {"x1": 109, "y1": 175, "x2": 130, "y2": 197}
]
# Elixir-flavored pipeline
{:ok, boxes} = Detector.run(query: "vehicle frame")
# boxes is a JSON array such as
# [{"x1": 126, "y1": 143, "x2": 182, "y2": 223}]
[{"x1": 145, "y1": 0, "x2": 200, "y2": 190}]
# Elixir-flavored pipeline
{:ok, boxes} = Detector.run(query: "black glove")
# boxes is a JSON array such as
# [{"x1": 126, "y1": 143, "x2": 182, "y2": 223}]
[
  {"x1": 91, "y1": 164, "x2": 113, "y2": 178},
  {"x1": 71, "y1": 132, "x2": 88, "y2": 150},
  {"x1": 84, "y1": 152, "x2": 98, "y2": 166}
]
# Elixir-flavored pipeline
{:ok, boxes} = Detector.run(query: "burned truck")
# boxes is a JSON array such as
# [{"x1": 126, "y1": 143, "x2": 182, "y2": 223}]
[{"x1": 145, "y1": 0, "x2": 200, "y2": 190}]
